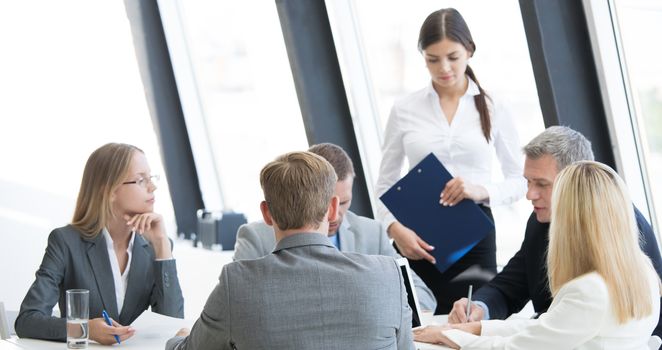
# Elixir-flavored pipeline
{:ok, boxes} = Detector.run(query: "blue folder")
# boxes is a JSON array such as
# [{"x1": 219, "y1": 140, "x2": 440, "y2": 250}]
[{"x1": 380, "y1": 153, "x2": 494, "y2": 273}]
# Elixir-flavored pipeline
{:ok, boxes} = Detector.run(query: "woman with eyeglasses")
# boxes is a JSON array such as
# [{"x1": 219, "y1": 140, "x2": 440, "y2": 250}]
[{"x1": 15, "y1": 143, "x2": 184, "y2": 345}]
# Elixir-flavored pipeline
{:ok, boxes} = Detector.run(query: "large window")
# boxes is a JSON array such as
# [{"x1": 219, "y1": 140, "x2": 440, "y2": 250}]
[
  {"x1": 583, "y1": 0, "x2": 661, "y2": 236},
  {"x1": 613, "y1": 0, "x2": 662, "y2": 233},
  {"x1": 0, "y1": 1, "x2": 174, "y2": 310},
  {"x1": 328, "y1": 0, "x2": 545, "y2": 264},
  {"x1": 159, "y1": 0, "x2": 308, "y2": 222}
]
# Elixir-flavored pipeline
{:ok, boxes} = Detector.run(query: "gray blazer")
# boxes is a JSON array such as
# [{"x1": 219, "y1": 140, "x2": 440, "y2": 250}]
[
  {"x1": 167, "y1": 233, "x2": 414, "y2": 350},
  {"x1": 15, "y1": 225, "x2": 184, "y2": 341},
  {"x1": 233, "y1": 211, "x2": 437, "y2": 311}
]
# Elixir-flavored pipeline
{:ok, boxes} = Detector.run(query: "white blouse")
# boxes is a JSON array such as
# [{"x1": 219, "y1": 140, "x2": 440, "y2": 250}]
[
  {"x1": 443, "y1": 269, "x2": 660, "y2": 349},
  {"x1": 102, "y1": 228, "x2": 135, "y2": 314},
  {"x1": 376, "y1": 79, "x2": 526, "y2": 229}
]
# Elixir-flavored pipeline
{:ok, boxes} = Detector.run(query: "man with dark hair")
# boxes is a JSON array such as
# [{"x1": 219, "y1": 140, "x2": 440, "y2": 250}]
[
  {"x1": 447, "y1": 126, "x2": 662, "y2": 336},
  {"x1": 234, "y1": 143, "x2": 436, "y2": 311},
  {"x1": 167, "y1": 152, "x2": 415, "y2": 349}
]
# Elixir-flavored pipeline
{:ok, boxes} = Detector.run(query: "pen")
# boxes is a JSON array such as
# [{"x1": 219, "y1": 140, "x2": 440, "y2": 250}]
[
  {"x1": 465, "y1": 284, "x2": 473, "y2": 321},
  {"x1": 101, "y1": 310, "x2": 121, "y2": 344}
]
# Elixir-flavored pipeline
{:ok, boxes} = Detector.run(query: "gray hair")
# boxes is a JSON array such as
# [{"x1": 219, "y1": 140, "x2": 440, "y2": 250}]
[{"x1": 523, "y1": 126, "x2": 594, "y2": 170}]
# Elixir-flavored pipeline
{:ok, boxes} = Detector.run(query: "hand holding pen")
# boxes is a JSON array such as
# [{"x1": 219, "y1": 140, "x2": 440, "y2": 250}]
[
  {"x1": 88, "y1": 311, "x2": 135, "y2": 345},
  {"x1": 102, "y1": 310, "x2": 121, "y2": 344},
  {"x1": 447, "y1": 286, "x2": 486, "y2": 324}
]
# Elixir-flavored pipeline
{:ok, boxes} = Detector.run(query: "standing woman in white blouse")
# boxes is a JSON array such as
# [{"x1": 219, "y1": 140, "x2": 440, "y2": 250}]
[
  {"x1": 414, "y1": 161, "x2": 661, "y2": 349},
  {"x1": 15, "y1": 143, "x2": 184, "y2": 345},
  {"x1": 376, "y1": 8, "x2": 526, "y2": 314}
]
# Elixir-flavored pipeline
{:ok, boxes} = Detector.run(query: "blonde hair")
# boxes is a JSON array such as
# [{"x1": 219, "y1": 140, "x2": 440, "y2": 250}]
[
  {"x1": 548, "y1": 161, "x2": 657, "y2": 323},
  {"x1": 260, "y1": 151, "x2": 337, "y2": 231},
  {"x1": 71, "y1": 143, "x2": 142, "y2": 238}
]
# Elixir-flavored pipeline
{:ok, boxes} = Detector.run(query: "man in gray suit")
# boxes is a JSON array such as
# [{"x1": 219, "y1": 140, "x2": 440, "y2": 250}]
[
  {"x1": 167, "y1": 151, "x2": 415, "y2": 350},
  {"x1": 234, "y1": 143, "x2": 437, "y2": 311}
]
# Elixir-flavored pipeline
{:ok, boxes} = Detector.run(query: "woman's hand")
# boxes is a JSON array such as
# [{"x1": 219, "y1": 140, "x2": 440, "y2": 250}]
[
  {"x1": 450, "y1": 321, "x2": 482, "y2": 335},
  {"x1": 124, "y1": 213, "x2": 172, "y2": 259},
  {"x1": 413, "y1": 325, "x2": 460, "y2": 349},
  {"x1": 389, "y1": 222, "x2": 436, "y2": 264},
  {"x1": 88, "y1": 317, "x2": 135, "y2": 345},
  {"x1": 440, "y1": 177, "x2": 488, "y2": 206}
]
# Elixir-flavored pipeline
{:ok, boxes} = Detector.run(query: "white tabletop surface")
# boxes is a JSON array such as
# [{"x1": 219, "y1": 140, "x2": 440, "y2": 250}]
[
  {"x1": 1, "y1": 312, "x2": 193, "y2": 350},
  {"x1": 2, "y1": 313, "x2": 452, "y2": 349}
]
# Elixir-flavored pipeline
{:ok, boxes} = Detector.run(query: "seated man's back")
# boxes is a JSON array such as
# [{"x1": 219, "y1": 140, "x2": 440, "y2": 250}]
[
  {"x1": 170, "y1": 233, "x2": 413, "y2": 349},
  {"x1": 167, "y1": 151, "x2": 414, "y2": 350}
]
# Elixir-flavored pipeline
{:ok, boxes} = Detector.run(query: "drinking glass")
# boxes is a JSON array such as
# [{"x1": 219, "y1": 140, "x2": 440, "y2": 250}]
[{"x1": 66, "y1": 289, "x2": 89, "y2": 349}]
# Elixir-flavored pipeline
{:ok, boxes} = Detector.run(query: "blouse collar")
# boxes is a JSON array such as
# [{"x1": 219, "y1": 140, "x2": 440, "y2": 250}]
[{"x1": 425, "y1": 76, "x2": 481, "y2": 98}]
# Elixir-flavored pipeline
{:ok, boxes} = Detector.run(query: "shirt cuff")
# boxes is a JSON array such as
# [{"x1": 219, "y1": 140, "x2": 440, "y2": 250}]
[
  {"x1": 480, "y1": 318, "x2": 535, "y2": 337},
  {"x1": 473, "y1": 300, "x2": 490, "y2": 320},
  {"x1": 483, "y1": 183, "x2": 499, "y2": 206},
  {"x1": 155, "y1": 258, "x2": 175, "y2": 262},
  {"x1": 382, "y1": 215, "x2": 398, "y2": 237}
]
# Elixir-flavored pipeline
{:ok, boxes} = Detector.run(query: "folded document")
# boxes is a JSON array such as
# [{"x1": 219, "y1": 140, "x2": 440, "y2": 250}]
[{"x1": 380, "y1": 153, "x2": 494, "y2": 273}]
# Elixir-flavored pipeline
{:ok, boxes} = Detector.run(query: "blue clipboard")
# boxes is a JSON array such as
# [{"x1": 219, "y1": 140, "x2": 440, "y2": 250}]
[{"x1": 380, "y1": 153, "x2": 494, "y2": 273}]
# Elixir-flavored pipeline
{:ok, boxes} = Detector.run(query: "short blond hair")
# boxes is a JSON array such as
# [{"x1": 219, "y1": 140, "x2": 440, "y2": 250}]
[
  {"x1": 260, "y1": 151, "x2": 337, "y2": 230},
  {"x1": 548, "y1": 161, "x2": 658, "y2": 323},
  {"x1": 71, "y1": 143, "x2": 142, "y2": 238}
]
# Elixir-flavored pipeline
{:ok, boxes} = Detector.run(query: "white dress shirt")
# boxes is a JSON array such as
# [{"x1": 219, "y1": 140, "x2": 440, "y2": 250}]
[
  {"x1": 102, "y1": 228, "x2": 135, "y2": 314},
  {"x1": 376, "y1": 79, "x2": 526, "y2": 229},
  {"x1": 443, "y1": 268, "x2": 660, "y2": 349}
]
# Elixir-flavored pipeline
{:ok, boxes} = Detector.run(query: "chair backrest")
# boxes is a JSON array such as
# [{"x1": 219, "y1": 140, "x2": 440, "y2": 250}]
[
  {"x1": 649, "y1": 335, "x2": 662, "y2": 350},
  {"x1": 0, "y1": 301, "x2": 10, "y2": 339}
]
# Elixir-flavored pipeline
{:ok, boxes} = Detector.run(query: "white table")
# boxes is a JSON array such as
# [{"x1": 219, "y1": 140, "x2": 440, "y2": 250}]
[
  {"x1": 1, "y1": 313, "x2": 451, "y2": 349},
  {"x1": 2, "y1": 312, "x2": 192, "y2": 350}
]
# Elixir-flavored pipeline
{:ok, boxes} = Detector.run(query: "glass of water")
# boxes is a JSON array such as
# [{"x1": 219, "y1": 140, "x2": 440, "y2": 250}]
[{"x1": 66, "y1": 289, "x2": 89, "y2": 349}]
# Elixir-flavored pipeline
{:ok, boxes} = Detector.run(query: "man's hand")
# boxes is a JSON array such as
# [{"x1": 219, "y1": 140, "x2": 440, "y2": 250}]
[
  {"x1": 448, "y1": 297, "x2": 485, "y2": 324},
  {"x1": 389, "y1": 222, "x2": 436, "y2": 264}
]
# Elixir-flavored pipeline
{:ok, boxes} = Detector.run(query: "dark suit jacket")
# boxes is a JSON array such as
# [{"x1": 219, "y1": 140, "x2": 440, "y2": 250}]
[
  {"x1": 474, "y1": 207, "x2": 662, "y2": 336},
  {"x1": 15, "y1": 225, "x2": 184, "y2": 341}
]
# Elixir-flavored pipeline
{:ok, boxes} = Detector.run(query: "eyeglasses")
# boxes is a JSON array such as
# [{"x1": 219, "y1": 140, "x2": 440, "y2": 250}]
[{"x1": 122, "y1": 174, "x2": 160, "y2": 188}]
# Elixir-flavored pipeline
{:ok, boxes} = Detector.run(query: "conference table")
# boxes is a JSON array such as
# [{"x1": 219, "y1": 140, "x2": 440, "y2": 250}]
[
  {"x1": 1, "y1": 313, "x2": 451, "y2": 349},
  {"x1": 1, "y1": 311, "x2": 191, "y2": 350}
]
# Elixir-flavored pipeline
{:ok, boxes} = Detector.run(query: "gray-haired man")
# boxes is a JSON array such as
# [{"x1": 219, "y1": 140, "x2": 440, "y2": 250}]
[{"x1": 447, "y1": 126, "x2": 662, "y2": 336}]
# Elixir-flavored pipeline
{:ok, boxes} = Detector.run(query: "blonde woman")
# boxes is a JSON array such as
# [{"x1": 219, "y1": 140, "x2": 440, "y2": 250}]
[
  {"x1": 414, "y1": 161, "x2": 660, "y2": 349},
  {"x1": 15, "y1": 143, "x2": 184, "y2": 345}
]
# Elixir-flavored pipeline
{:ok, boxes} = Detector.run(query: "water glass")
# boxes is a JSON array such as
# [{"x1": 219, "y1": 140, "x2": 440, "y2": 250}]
[{"x1": 66, "y1": 289, "x2": 89, "y2": 349}]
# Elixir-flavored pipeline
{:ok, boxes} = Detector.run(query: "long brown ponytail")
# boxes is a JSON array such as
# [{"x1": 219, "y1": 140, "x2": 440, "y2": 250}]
[{"x1": 466, "y1": 66, "x2": 492, "y2": 142}]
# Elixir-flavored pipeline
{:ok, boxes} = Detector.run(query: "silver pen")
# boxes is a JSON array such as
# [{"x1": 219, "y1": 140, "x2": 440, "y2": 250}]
[{"x1": 465, "y1": 284, "x2": 473, "y2": 321}]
